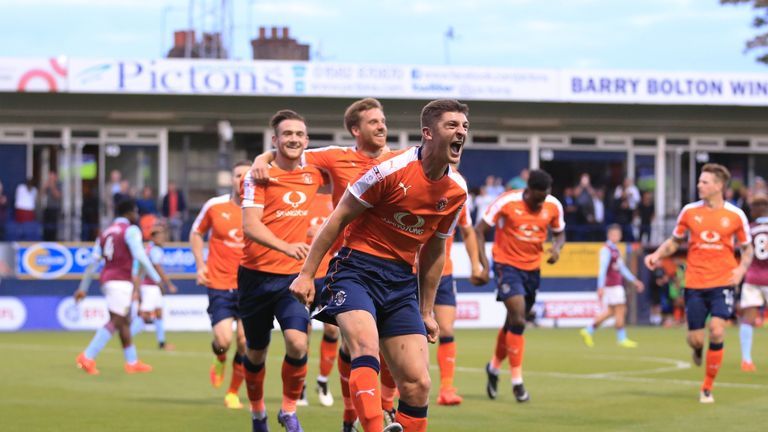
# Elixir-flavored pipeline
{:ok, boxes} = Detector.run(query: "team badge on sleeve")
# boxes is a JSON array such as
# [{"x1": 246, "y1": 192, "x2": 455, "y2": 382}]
[{"x1": 436, "y1": 197, "x2": 448, "y2": 211}]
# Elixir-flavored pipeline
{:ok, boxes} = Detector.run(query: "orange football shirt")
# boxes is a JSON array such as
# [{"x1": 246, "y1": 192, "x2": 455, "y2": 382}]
[
  {"x1": 345, "y1": 146, "x2": 468, "y2": 266},
  {"x1": 191, "y1": 194, "x2": 244, "y2": 289},
  {"x1": 307, "y1": 193, "x2": 334, "y2": 278},
  {"x1": 443, "y1": 204, "x2": 472, "y2": 276},
  {"x1": 482, "y1": 190, "x2": 565, "y2": 271},
  {"x1": 672, "y1": 201, "x2": 750, "y2": 288},
  {"x1": 240, "y1": 164, "x2": 324, "y2": 275}
]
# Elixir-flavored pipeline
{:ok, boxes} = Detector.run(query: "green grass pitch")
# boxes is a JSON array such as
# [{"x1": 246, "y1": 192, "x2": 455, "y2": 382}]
[{"x1": 1, "y1": 327, "x2": 767, "y2": 431}]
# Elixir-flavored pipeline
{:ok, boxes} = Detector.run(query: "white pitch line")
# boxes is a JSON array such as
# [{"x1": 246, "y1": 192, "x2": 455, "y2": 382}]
[
  {"x1": 3, "y1": 341, "x2": 767, "y2": 391},
  {"x1": 451, "y1": 355, "x2": 768, "y2": 391}
]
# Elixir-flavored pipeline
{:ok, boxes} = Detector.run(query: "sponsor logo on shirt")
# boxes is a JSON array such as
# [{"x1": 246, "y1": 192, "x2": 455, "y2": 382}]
[
  {"x1": 276, "y1": 191, "x2": 309, "y2": 217},
  {"x1": 382, "y1": 211, "x2": 426, "y2": 235}
]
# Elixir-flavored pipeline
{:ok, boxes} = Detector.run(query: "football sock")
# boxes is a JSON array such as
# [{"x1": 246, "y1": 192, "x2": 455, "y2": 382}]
[
  {"x1": 740, "y1": 323, "x2": 753, "y2": 363},
  {"x1": 490, "y1": 327, "x2": 506, "y2": 371},
  {"x1": 228, "y1": 353, "x2": 245, "y2": 394},
  {"x1": 438, "y1": 336, "x2": 456, "y2": 390},
  {"x1": 123, "y1": 344, "x2": 138, "y2": 364},
  {"x1": 616, "y1": 327, "x2": 627, "y2": 342},
  {"x1": 319, "y1": 334, "x2": 338, "y2": 378},
  {"x1": 84, "y1": 323, "x2": 115, "y2": 360},
  {"x1": 505, "y1": 326, "x2": 525, "y2": 385},
  {"x1": 395, "y1": 400, "x2": 428, "y2": 432},
  {"x1": 349, "y1": 355, "x2": 382, "y2": 431},
  {"x1": 703, "y1": 342, "x2": 724, "y2": 391},
  {"x1": 380, "y1": 354, "x2": 397, "y2": 412},
  {"x1": 154, "y1": 318, "x2": 165, "y2": 345},
  {"x1": 585, "y1": 324, "x2": 595, "y2": 335},
  {"x1": 338, "y1": 348, "x2": 357, "y2": 424},
  {"x1": 243, "y1": 357, "x2": 266, "y2": 413},
  {"x1": 281, "y1": 354, "x2": 308, "y2": 414},
  {"x1": 129, "y1": 318, "x2": 145, "y2": 337}
]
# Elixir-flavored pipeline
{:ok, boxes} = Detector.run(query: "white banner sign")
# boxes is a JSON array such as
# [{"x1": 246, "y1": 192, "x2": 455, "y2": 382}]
[{"x1": 0, "y1": 57, "x2": 67, "y2": 92}]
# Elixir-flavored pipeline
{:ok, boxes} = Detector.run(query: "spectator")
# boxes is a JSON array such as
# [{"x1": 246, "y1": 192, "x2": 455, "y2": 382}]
[
  {"x1": 506, "y1": 168, "x2": 529, "y2": 190},
  {"x1": 638, "y1": 191, "x2": 655, "y2": 244},
  {"x1": 81, "y1": 183, "x2": 100, "y2": 241},
  {"x1": 484, "y1": 175, "x2": 504, "y2": 198},
  {"x1": 162, "y1": 181, "x2": 186, "y2": 241},
  {"x1": 108, "y1": 169, "x2": 122, "y2": 196},
  {"x1": 562, "y1": 186, "x2": 580, "y2": 240},
  {"x1": 613, "y1": 177, "x2": 641, "y2": 211},
  {"x1": 474, "y1": 185, "x2": 496, "y2": 222},
  {"x1": 136, "y1": 186, "x2": 158, "y2": 215},
  {"x1": 591, "y1": 187, "x2": 606, "y2": 240},
  {"x1": 613, "y1": 183, "x2": 635, "y2": 242},
  {"x1": 113, "y1": 180, "x2": 131, "y2": 206},
  {"x1": 0, "y1": 180, "x2": 7, "y2": 240},
  {"x1": 575, "y1": 173, "x2": 596, "y2": 240},
  {"x1": 42, "y1": 171, "x2": 62, "y2": 241},
  {"x1": 14, "y1": 178, "x2": 37, "y2": 223}
]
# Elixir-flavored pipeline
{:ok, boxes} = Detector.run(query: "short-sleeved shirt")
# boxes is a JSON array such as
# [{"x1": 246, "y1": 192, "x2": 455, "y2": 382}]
[
  {"x1": 482, "y1": 190, "x2": 565, "y2": 271},
  {"x1": 745, "y1": 217, "x2": 768, "y2": 286},
  {"x1": 307, "y1": 193, "x2": 334, "y2": 278},
  {"x1": 241, "y1": 164, "x2": 324, "y2": 274},
  {"x1": 302, "y1": 146, "x2": 407, "y2": 207},
  {"x1": 142, "y1": 243, "x2": 164, "y2": 286},
  {"x1": 345, "y1": 146, "x2": 468, "y2": 266},
  {"x1": 443, "y1": 204, "x2": 472, "y2": 276},
  {"x1": 191, "y1": 195, "x2": 244, "y2": 290},
  {"x1": 672, "y1": 201, "x2": 751, "y2": 289},
  {"x1": 99, "y1": 219, "x2": 133, "y2": 283}
]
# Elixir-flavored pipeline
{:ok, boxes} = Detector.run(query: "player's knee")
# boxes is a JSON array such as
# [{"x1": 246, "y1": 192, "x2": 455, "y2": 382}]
[
  {"x1": 323, "y1": 324, "x2": 339, "y2": 339},
  {"x1": 397, "y1": 370, "x2": 431, "y2": 404},
  {"x1": 245, "y1": 348, "x2": 267, "y2": 365},
  {"x1": 284, "y1": 333, "x2": 308, "y2": 358}
]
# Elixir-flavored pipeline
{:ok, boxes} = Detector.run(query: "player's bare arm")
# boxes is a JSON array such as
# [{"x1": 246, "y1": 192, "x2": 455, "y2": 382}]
[
  {"x1": 189, "y1": 231, "x2": 210, "y2": 286},
  {"x1": 290, "y1": 189, "x2": 367, "y2": 304},
  {"x1": 547, "y1": 230, "x2": 566, "y2": 264},
  {"x1": 732, "y1": 243, "x2": 754, "y2": 285},
  {"x1": 474, "y1": 219, "x2": 493, "y2": 281},
  {"x1": 418, "y1": 234, "x2": 447, "y2": 344},
  {"x1": 644, "y1": 237, "x2": 682, "y2": 269},
  {"x1": 154, "y1": 262, "x2": 177, "y2": 294},
  {"x1": 243, "y1": 206, "x2": 309, "y2": 260},
  {"x1": 250, "y1": 150, "x2": 276, "y2": 182},
  {"x1": 459, "y1": 223, "x2": 487, "y2": 285}
]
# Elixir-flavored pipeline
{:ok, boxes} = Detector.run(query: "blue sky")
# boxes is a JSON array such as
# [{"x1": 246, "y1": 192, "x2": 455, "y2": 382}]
[{"x1": 1, "y1": 0, "x2": 766, "y2": 72}]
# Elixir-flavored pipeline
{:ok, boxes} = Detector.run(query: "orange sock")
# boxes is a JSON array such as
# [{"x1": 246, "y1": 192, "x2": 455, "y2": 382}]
[
  {"x1": 319, "y1": 335, "x2": 338, "y2": 378},
  {"x1": 395, "y1": 401, "x2": 428, "y2": 432},
  {"x1": 243, "y1": 359, "x2": 265, "y2": 413},
  {"x1": 703, "y1": 343, "x2": 724, "y2": 391},
  {"x1": 227, "y1": 353, "x2": 245, "y2": 394},
  {"x1": 338, "y1": 349, "x2": 357, "y2": 424},
  {"x1": 380, "y1": 355, "x2": 396, "y2": 412},
  {"x1": 437, "y1": 337, "x2": 456, "y2": 391},
  {"x1": 490, "y1": 327, "x2": 506, "y2": 370},
  {"x1": 349, "y1": 356, "x2": 383, "y2": 432},
  {"x1": 505, "y1": 331, "x2": 525, "y2": 383},
  {"x1": 281, "y1": 355, "x2": 308, "y2": 414}
]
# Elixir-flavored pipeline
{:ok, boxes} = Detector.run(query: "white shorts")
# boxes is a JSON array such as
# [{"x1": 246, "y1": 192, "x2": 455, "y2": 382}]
[
  {"x1": 740, "y1": 283, "x2": 768, "y2": 309},
  {"x1": 602, "y1": 285, "x2": 627, "y2": 307},
  {"x1": 139, "y1": 284, "x2": 164, "y2": 312},
  {"x1": 102, "y1": 280, "x2": 134, "y2": 317}
]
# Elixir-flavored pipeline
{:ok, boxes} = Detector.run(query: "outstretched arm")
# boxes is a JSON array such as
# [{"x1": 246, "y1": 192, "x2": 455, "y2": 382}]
[{"x1": 474, "y1": 219, "x2": 493, "y2": 282}]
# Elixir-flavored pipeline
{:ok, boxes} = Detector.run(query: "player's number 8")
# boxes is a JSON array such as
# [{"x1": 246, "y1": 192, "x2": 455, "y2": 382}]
[{"x1": 755, "y1": 233, "x2": 768, "y2": 261}]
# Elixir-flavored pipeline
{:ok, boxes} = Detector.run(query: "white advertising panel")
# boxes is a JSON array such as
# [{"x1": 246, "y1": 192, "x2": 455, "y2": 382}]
[{"x1": 0, "y1": 57, "x2": 67, "y2": 92}]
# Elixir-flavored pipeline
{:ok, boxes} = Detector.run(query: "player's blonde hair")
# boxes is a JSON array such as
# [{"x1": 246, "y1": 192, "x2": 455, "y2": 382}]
[
  {"x1": 343, "y1": 98, "x2": 383, "y2": 135},
  {"x1": 701, "y1": 163, "x2": 730, "y2": 186}
]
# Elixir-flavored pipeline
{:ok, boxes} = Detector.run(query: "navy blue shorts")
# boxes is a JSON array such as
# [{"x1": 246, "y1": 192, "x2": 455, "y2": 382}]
[
  {"x1": 237, "y1": 266, "x2": 310, "y2": 350},
  {"x1": 493, "y1": 262, "x2": 540, "y2": 313},
  {"x1": 434, "y1": 275, "x2": 457, "y2": 306},
  {"x1": 206, "y1": 288, "x2": 240, "y2": 326},
  {"x1": 310, "y1": 277, "x2": 325, "y2": 313},
  {"x1": 684, "y1": 287, "x2": 734, "y2": 331},
  {"x1": 313, "y1": 248, "x2": 426, "y2": 338}
]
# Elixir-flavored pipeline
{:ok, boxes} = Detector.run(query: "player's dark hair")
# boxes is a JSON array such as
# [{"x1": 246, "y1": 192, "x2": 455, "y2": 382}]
[
  {"x1": 527, "y1": 169, "x2": 552, "y2": 191},
  {"x1": 232, "y1": 159, "x2": 252, "y2": 170},
  {"x1": 701, "y1": 163, "x2": 730, "y2": 186},
  {"x1": 420, "y1": 99, "x2": 469, "y2": 130},
  {"x1": 270, "y1": 109, "x2": 305, "y2": 134},
  {"x1": 116, "y1": 199, "x2": 137, "y2": 217},
  {"x1": 344, "y1": 98, "x2": 383, "y2": 135},
  {"x1": 751, "y1": 193, "x2": 768, "y2": 206}
]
